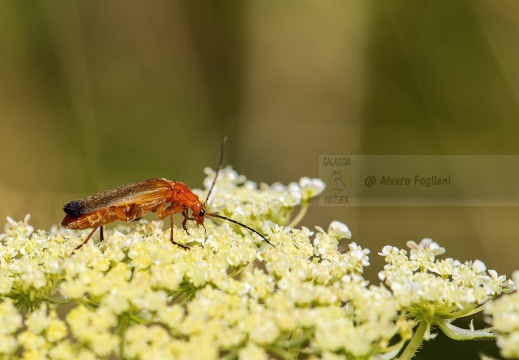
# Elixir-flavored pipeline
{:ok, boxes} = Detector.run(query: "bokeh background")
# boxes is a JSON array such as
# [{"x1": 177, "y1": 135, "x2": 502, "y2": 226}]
[{"x1": 1, "y1": 1, "x2": 519, "y2": 358}]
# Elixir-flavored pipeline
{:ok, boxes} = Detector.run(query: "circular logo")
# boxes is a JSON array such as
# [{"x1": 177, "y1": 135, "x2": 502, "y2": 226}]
[{"x1": 326, "y1": 170, "x2": 352, "y2": 192}]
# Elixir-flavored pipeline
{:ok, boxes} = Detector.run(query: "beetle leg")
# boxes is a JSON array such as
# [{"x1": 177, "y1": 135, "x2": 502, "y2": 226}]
[
  {"x1": 155, "y1": 203, "x2": 188, "y2": 249},
  {"x1": 124, "y1": 204, "x2": 140, "y2": 221},
  {"x1": 171, "y1": 211, "x2": 188, "y2": 250},
  {"x1": 182, "y1": 209, "x2": 189, "y2": 232},
  {"x1": 155, "y1": 203, "x2": 171, "y2": 219},
  {"x1": 112, "y1": 206, "x2": 130, "y2": 221},
  {"x1": 74, "y1": 224, "x2": 100, "y2": 252},
  {"x1": 74, "y1": 209, "x2": 110, "y2": 252}
]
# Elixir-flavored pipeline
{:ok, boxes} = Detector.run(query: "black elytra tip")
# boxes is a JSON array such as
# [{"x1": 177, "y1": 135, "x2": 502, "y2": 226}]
[{"x1": 63, "y1": 201, "x2": 86, "y2": 217}]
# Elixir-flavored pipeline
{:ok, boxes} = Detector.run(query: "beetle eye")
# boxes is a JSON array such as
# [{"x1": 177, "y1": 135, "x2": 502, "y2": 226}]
[{"x1": 199, "y1": 209, "x2": 205, "y2": 216}]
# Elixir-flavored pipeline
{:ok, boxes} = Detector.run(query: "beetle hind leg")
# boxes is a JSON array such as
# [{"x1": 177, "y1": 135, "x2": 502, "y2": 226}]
[
  {"x1": 73, "y1": 209, "x2": 109, "y2": 253},
  {"x1": 73, "y1": 224, "x2": 100, "y2": 252}
]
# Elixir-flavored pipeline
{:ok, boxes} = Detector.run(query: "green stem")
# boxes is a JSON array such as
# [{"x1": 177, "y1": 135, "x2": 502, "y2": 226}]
[
  {"x1": 268, "y1": 346, "x2": 297, "y2": 360},
  {"x1": 276, "y1": 332, "x2": 309, "y2": 348},
  {"x1": 227, "y1": 264, "x2": 248, "y2": 279},
  {"x1": 287, "y1": 201, "x2": 309, "y2": 228},
  {"x1": 48, "y1": 296, "x2": 70, "y2": 305},
  {"x1": 115, "y1": 315, "x2": 130, "y2": 358},
  {"x1": 179, "y1": 289, "x2": 196, "y2": 306},
  {"x1": 169, "y1": 290, "x2": 186, "y2": 303},
  {"x1": 398, "y1": 321, "x2": 428, "y2": 360}
]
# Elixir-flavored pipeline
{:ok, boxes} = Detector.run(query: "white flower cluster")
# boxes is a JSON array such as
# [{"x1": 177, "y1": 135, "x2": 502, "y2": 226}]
[
  {"x1": 0, "y1": 214, "x2": 405, "y2": 359},
  {"x1": 0, "y1": 170, "x2": 515, "y2": 360},
  {"x1": 485, "y1": 271, "x2": 519, "y2": 359},
  {"x1": 200, "y1": 166, "x2": 325, "y2": 229},
  {"x1": 379, "y1": 238, "x2": 515, "y2": 360},
  {"x1": 379, "y1": 239, "x2": 514, "y2": 315}
]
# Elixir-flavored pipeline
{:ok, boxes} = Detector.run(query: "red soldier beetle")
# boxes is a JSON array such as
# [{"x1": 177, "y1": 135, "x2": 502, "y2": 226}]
[{"x1": 61, "y1": 137, "x2": 271, "y2": 250}]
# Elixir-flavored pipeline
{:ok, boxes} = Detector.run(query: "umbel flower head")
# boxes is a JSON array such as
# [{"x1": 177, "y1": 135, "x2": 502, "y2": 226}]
[
  {"x1": 484, "y1": 271, "x2": 519, "y2": 359},
  {"x1": 379, "y1": 239, "x2": 515, "y2": 360},
  {"x1": 200, "y1": 166, "x2": 325, "y2": 229},
  {"x1": 0, "y1": 169, "x2": 515, "y2": 360}
]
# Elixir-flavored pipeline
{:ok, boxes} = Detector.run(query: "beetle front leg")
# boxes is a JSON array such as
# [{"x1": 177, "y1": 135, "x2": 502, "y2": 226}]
[
  {"x1": 171, "y1": 211, "x2": 188, "y2": 250},
  {"x1": 182, "y1": 209, "x2": 189, "y2": 232},
  {"x1": 155, "y1": 203, "x2": 188, "y2": 249}
]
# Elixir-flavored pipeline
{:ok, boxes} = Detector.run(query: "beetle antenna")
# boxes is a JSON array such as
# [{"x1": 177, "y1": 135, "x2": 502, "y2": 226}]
[
  {"x1": 205, "y1": 136, "x2": 227, "y2": 206},
  {"x1": 207, "y1": 213, "x2": 272, "y2": 246}
]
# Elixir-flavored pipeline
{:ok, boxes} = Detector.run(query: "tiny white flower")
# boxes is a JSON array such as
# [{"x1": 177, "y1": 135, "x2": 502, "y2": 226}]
[
  {"x1": 327, "y1": 221, "x2": 351, "y2": 240},
  {"x1": 299, "y1": 177, "x2": 326, "y2": 199},
  {"x1": 472, "y1": 259, "x2": 487, "y2": 274}
]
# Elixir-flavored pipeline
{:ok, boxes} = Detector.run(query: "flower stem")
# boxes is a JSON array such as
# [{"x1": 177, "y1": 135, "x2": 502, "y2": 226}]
[
  {"x1": 398, "y1": 321, "x2": 428, "y2": 360},
  {"x1": 287, "y1": 201, "x2": 309, "y2": 228}
]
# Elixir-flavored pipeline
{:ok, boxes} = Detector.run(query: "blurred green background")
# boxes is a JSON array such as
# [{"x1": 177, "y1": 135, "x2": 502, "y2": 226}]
[{"x1": 1, "y1": 1, "x2": 519, "y2": 357}]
